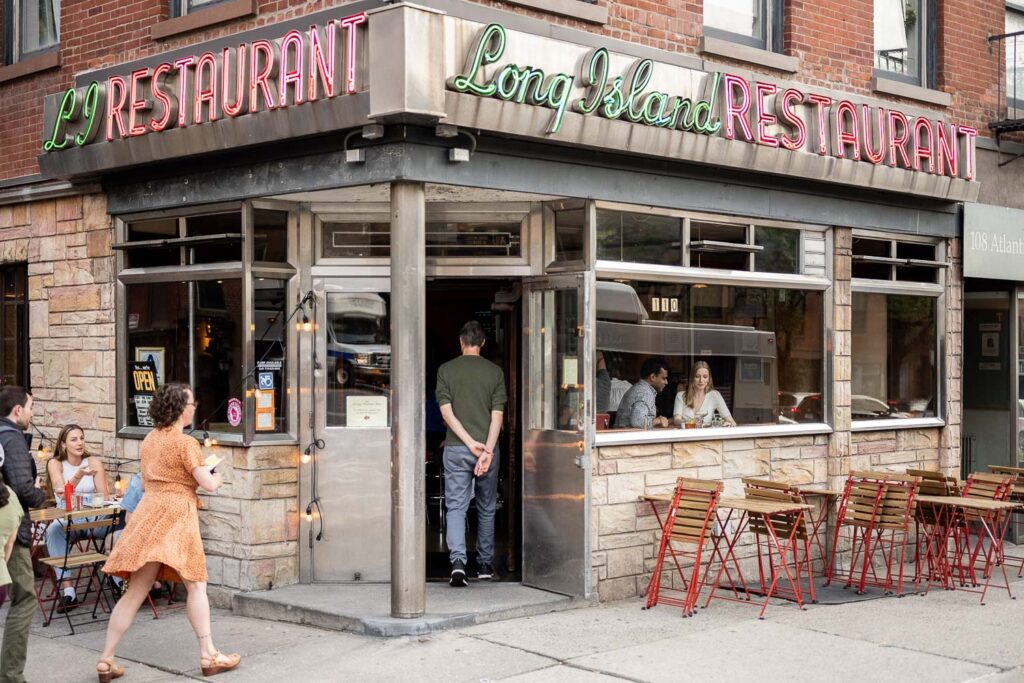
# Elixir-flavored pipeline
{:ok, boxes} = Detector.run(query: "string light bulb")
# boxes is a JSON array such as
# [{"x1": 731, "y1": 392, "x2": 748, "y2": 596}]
[
  {"x1": 304, "y1": 504, "x2": 313, "y2": 523},
  {"x1": 301, "y1": 452, "x2": 311, "y2": 465},
  {"x1": 203, "y1": 430, "x2": 212, "y2": 448},
  {"x1": 301, "y1": 313, "x2": 313, "y2": 333}
]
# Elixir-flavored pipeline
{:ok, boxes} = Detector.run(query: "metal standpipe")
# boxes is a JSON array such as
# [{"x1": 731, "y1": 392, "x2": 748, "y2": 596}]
[{"x1": 390, "y1": 180, "x2": 427, "y2": 617}]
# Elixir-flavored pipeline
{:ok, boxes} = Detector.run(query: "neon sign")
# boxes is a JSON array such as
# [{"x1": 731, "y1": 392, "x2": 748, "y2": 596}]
[
  {"x1": 448, "y1": 23, "x2": 977, "y2": 181},
  {"x1": 42, "y1": 11, "x2": 366, "y2": 152}
]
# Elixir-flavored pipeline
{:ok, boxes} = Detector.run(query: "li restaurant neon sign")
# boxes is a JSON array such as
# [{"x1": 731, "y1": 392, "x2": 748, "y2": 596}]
[
  {"x1": 42, "y1": 11, "x2": 366, "y2": 152},
  {"x1": 448, "y1": 23, "x2": 977, "y2": 181}
]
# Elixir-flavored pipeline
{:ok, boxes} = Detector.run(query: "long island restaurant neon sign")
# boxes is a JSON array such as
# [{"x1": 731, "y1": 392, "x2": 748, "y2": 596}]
[
  {"x1": 42, "y1": 10, "x2": 366, "y2": 152},
  {"x1": 448, "y1": 24, "x2": 977, "y2": 180}
]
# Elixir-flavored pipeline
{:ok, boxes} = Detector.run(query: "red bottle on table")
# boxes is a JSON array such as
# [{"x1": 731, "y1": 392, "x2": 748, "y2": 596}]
[{"x1": 64, "y1": 482, "x2": 74, "y2": 511}]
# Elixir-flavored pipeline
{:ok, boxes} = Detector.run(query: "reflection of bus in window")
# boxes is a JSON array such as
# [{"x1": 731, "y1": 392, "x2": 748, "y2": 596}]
[
  {"x1": 326, "y1": 292, "x2": 391, "y2": 388},
  {"x1": 596, "y1": 281, "x2": 778, "y2": 424}
]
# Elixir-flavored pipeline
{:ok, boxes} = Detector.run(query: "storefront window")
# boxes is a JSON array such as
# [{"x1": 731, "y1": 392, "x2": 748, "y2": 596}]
[
  {"x1": 426, "y1": 221, "x2": 521, "y2": 257},
  {"x1": 852, "y1": 293, "x2": 937, "y2": 420},
  {"x1": 597, "y1": 210, "x2": 682, "y2": 266},
  {"x1": 125, "y1": 280, "x2": 245, "y2": 433},
  {"x1": 552, "y1": 202, "x2": 585, "y2": 263},
  {"x1": 326, "y1": 291, "x2": 391, "y2": 427},
  {"x1": 187, "y1": 212, "x2": 243, "y2": 264},
  {"x1": 321, "y1": 221, "x2": 390, "y2": 258},
  {"x1": 595, "y1": 280, "x2": 823, "y2": 429},
  {"x1": 254, "y1": 279, "x2": 289, "y2": 433},
  {"x1": 253, "y1": 209, "x2": 289, "y2": 263},
  {"x1": 0, "y1": 264, "x2": 28, "y2": 389}
]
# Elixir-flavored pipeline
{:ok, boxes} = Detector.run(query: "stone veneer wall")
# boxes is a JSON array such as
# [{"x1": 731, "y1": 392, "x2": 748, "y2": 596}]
[
  {"x1": 0, "y1": 192, "x2": 300, "y2": 609},
  {"x1": 114, "y1": 440, "x2": 300, "y2": 607}
]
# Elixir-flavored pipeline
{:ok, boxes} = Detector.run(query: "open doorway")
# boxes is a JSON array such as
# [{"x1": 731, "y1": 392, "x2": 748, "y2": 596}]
[{"x1": 425, "y1": 279, "x2": 522, "y2": 582}]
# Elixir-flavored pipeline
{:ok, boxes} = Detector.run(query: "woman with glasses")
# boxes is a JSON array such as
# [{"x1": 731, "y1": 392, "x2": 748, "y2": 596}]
[{"x1": 97, "y1": 383, "x2": 239, "y2": 681}]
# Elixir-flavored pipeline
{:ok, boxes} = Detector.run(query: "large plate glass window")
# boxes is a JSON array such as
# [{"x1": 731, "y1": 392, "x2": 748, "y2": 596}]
[
  {"x1": 851, "y1": 234, "x2": 944, "y2": 424},
  {"x1": 118, "y1": 203, "x2": 295, "y2": 441},
  {"x1": 595, "y1": 280, "x2": 824, "y2": 430}
]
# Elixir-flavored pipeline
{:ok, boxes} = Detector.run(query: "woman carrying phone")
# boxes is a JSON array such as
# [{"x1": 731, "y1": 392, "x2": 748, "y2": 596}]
[
  {"x1": 45, "y1": 424, "x2": 112, "y2": 612},
  {"x1": 97, "y1": 383, "x2": 239, "y2": 682}
]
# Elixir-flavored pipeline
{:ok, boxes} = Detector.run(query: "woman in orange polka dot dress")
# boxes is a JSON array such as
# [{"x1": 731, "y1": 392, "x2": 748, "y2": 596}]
[{"x1": 96, "y1": 383, "x2": 240, "y2": 682}]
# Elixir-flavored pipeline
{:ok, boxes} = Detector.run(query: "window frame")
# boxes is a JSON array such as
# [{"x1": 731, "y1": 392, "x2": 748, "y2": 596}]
[
  {"x1": 1006, "y1": 3, "x2": 1024, "y2": 113},
  {"x1": 2, "y1": 0, "x2": 60, "y2": 65},
  {"x1": 873, "y1": 0, "x2": 936, "y2": 87},
  {"x1": 170, "y1": 0, "x2": 230, "y2": 18},
  {"x1": 703, "y1": 0, "x2": 783, "y2": 53},
  {"x1": 0, "y1": 263, "x2": 29, "y2": 390},
  {"x1": 591, "y1": 207, "x2": 833, "y2": 447},
  {"x1": 850, "y1": 230, "x2": 945, "y2": 432},
  {"x1": 115, "y1": 201, "x2": 299, "y2": 446}
]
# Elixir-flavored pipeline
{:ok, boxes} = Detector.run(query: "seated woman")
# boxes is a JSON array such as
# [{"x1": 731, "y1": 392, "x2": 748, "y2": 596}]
[
  {"x1": 673, "y1": 361, "x2": 736, "y2": 427},
  {"x1": 45, "y1": 424, "x2": 111, "y2": 612}
]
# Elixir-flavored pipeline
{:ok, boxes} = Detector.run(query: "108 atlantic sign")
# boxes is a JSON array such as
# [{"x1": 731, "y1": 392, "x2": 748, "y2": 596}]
[{"x1": 447, "y1": 23, "x2": 977, "y2": 181}]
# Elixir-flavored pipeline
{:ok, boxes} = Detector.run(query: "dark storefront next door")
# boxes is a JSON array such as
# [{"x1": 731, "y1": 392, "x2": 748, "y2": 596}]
[{"x1": 522, "y1": 274, "x2": 592, "y2": 597}]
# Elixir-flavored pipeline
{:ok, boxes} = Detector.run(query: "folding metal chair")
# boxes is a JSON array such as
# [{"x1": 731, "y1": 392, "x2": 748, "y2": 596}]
[
  {"x1": 644, "y1": 477, "x2": 722, "y2": 617},
  {"x1": 908, "y1": 468, "x2": 958, "y2": 589},
  {"x1": 867, "y1": 472, "x2": 920, "y2": 597},
  {"x1": 742, "y1": 478, "x2": 815, "y2": 604},
  {"x1": 954, "y1": 471, "x2": 1017, "y2": 592},
  {"x1": 987, "y1": 465, "x2": 1024, "y2": 577},
  {"x1": 38, "y1": 509, "x2": 118, "y2": 633}
]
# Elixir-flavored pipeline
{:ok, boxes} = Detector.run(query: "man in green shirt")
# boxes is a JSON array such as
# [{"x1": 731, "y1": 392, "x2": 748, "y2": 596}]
[{"x1": 435, "y1": 321, "x2": 506, "y2": 587}]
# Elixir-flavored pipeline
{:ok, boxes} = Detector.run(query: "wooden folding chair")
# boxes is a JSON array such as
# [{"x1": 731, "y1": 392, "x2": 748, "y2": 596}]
[
  {"x1": 742, "y1": 478, "x2": 815, "y2": 604},
  {"x1": 644, "y1": 477, "x2": 722, "y2": 617},
  {"x1": 908, "y1": 468, "x2": 958, "y2": 588},
  {"x1": 955, "y1": 471, "x2": 1016, "y2": 591},
  {"x1": 988, "y1": 465, "x2": 1024, "y2": 577},
  {"x1": 38, "y1": 509, "x2": 118, "y2": 633},
  {"x1": 867, "y1": 472, "x2": 920, "y2": 597}
]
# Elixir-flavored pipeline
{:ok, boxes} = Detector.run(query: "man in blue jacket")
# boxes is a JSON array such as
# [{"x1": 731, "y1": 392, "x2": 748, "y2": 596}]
[{"x1": 0, "y1": 387, "x2": 44, "y2": 683}]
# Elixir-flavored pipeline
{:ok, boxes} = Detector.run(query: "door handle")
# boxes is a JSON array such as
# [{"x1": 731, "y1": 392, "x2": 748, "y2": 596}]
[{"x1": 574, "y1": 440, "x2": 585, "y2": 469}]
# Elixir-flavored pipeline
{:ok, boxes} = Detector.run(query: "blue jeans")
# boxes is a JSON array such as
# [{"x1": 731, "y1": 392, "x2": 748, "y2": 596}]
[{"x1": 443, "y1": 444, "x2": 500, "y2": 566}]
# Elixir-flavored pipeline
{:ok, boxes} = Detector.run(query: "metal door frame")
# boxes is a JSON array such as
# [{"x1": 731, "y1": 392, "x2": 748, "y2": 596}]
[
  {"x1": 521, "y1": 271, "x2": 594, "y2": 598},
  {"x1": 301, "y1": 275, "x2": 393, "y2": 583}
]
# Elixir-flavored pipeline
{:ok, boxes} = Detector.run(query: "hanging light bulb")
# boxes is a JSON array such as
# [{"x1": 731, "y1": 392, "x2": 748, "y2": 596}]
[
  {"x1": 203, "y1": 430, "x2": 212, "y2": 448},
  {"x1": 301, "y1": 313, "x2": 313, "y2": 333},
  {"x1": 114, "y1": 473, "x2": 124, "y2": 493},
  {"x1": 304, "y1": 504, "x2": 313, "y2": 523},
  {"x1": 301, "y1": 452, "x2": 311, "y2": 465}
]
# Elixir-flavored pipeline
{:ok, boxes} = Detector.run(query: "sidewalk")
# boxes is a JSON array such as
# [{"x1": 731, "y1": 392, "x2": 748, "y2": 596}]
[{"x1": 2, "y1": 572, "x2": 1022, "y2": 682}]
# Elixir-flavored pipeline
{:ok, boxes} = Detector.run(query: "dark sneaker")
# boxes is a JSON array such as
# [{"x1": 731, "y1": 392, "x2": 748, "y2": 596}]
[
  {"x1": 56, "y1": 595, "x2": 79, "y2": 613},
  {"x1": 477, "y1": 562, "x2": 494, "y2": 580},
  {"x1": 450, "y1": 559, "x2": 467, "y2": 587}
]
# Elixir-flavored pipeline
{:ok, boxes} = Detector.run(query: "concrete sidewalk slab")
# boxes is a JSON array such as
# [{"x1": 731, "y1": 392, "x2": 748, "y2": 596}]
[
  {"x1": 501, "y1": 664, "x2": 632, "y2": 682},
  {"x1": 208, "y1": 629, "x2": 557, "y2": 683},
  {"x1": 234, "y1": 581, "x2": 584, "y2": 636},
  {"x1": 568, "y1": 619, "x2": 997, "y2": 683}
]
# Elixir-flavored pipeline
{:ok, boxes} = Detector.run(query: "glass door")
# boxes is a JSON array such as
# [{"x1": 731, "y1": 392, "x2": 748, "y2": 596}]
[
  {"x1": 521, "y1": 273, "x2": 593, "y2": 597},
  {"x1": 310, "y1": 277, "x2": 392, "y2": 582},
  {"x1": 962, "y1": 289, "x2": 1013, "y2": 476}
]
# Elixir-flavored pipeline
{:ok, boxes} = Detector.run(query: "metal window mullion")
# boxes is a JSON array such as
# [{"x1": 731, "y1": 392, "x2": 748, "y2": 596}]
[
  {"x1": 243, "y1": 201, "x2": 255, "y2": 445},
  {"x1": 188, "y1": 281, "x2": 196, "y2": 429}
]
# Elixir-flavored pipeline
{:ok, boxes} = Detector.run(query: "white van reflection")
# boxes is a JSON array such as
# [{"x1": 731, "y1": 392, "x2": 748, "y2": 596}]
[{"x1": 326, "y1": 292, "x2": 390, "y2": 388}]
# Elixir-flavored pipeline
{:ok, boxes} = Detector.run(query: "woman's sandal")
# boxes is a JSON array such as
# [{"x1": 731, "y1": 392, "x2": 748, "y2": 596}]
[
  {"x1": 200, "y1": 651, "x2": 241, "y2": 677},
  {"x1": 96, "y1": 657, "x2": 125, "y2": 683}
]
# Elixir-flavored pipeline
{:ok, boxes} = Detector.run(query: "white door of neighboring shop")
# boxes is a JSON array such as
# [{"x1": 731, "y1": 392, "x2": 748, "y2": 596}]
[
  {"x1": 310, "y1": 277, "x2": 392, "y2": 582},
  {"x1": 521, "y1": 273, "x2": 592, "y2": 597}
]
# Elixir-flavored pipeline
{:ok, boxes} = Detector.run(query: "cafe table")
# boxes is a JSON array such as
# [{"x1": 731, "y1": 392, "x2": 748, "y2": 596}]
[
  {"x1": 641, "y1": 493, "x2": 811, "y2": 618},
  {"x1": 913, "y1": 494, "x2": 1022, "y2": 603}
]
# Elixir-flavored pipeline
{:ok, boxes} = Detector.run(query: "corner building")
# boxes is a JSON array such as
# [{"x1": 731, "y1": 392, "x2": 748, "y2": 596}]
[{"x1": 2, "y1": 0, "x2": 1023, "y2": 609}]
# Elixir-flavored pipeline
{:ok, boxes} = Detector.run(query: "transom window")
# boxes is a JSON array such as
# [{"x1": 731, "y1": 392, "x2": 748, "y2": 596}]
[{"x1": 852, "y1": 236, "x2": 946, "y2": 283}]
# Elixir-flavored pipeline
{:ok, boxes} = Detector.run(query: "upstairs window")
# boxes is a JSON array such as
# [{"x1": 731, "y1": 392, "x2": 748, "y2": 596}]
[
  {"x1": 170, "y1": 0, "x2": 226, "y2": 17},
  {"x1": 874, "y1": 0, "x2": 932, "y2": 86},
  {"x1": 704, "y1": 0, "x2": 782, "y2": 52},
  {"x1": 1006, "y1": 4, "x2": 1024, "y2": 112},
  {"x1": 3, "y1": 0, "x2": 59, "y2": 64}
]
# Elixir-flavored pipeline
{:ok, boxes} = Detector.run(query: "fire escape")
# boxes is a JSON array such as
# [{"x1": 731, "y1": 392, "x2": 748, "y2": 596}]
[{"x1": 990, "y1": 29, "x2": 1024, "y2": 167}]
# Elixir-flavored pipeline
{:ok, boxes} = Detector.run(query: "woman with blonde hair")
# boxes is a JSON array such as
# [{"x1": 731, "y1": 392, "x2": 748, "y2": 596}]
[
  {"x1": 97, "y1": 383, "x2": 239, "y2": 681},
  {"x1": 45, "y1": 424, "x2": 111, "y2": 612},
  {"x1": 673, "y1": 361, "x2": 736, "y2": 427}
]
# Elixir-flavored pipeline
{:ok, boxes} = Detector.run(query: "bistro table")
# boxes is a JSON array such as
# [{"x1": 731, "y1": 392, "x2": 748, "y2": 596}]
[
  {"x1": 913, "y1": 495, "x2": 1021, "y2": 603},
  {"x1": 641, "y1": 493, "x2": 811, "y2": 618}
]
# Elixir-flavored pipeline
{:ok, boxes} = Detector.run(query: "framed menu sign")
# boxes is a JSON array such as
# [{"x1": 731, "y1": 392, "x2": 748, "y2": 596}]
[{"x1": 128, "y1": 360, "x2": 158, "y2": 427}]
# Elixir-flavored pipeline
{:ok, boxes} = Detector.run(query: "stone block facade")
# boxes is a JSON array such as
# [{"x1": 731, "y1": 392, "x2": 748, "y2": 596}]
[{"x1": 0, "y1": 191, "x2": 299, "y2": 607}]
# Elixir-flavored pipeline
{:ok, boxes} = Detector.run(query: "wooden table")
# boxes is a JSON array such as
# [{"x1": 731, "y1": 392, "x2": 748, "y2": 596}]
[
  {"x1": 913, "y1": 495, "x2": 1022, "y2": 602},
  {"x1": 642, "y1": 493, "x2": 811, "y2": 618}
]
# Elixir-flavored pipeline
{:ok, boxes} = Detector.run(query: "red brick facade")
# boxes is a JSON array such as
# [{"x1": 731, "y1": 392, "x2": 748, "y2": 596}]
[{"x1": 0, "y1": 0, "x2": 1015, "y2": 181}]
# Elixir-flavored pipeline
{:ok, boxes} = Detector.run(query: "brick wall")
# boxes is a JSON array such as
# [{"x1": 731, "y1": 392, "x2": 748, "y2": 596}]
[{"x1": 0, "y1": 0, "x2": 1014, "y2": 181}]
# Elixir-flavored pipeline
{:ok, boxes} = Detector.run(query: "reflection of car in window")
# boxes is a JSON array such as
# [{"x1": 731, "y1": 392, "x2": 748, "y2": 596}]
[
  {"x1": 778, "y1": 392, "x2": 822, "y2": 423},
  {"x1": 326, "y1": 292, "x2": 390, "y2": 388}
]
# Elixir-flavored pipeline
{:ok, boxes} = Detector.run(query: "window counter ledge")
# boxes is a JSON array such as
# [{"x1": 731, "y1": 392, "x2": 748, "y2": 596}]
[
  {"x1": 595, "y1": 422, "x2": 831, "y2": 447},
  {"x1": 851, "y1": 418, "x2": 945, "y2": 432}
]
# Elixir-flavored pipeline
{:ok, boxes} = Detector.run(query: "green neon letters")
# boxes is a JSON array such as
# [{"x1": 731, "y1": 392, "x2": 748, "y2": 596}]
[
  {"x1": 448, "y1": 23, "x2": 722, "y2": 137},
  {"x1": 42, "y1": 82, "x2": 103, "y2": 153}
]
